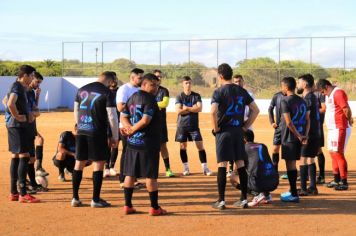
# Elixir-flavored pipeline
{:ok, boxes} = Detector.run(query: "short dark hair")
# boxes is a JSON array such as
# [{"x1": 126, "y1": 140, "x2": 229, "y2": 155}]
[
  {"x1": 131, "y1": 68, "x2": 144, "y2": 74},
  {"x1": 218, "y1": 63, "x2": 233, "y2": 80},
  {"x1": 153, "y1": 69, "x2": 162, "y2": 74},
  {"x1": 101, "y1": 71, "x2": 117, "y2": 81},
  {"x1": 233, "y1": 74, "x2": 243, "y2": 80},
  {"x1": 244, "y1": 129, "x2": 255, "y2": 142},
  {"x1": 18, "y1": 65, "x2": 36, "y2": 78},
  {"x1": 142, "y1": 73, "x2": 159, "y2": 83},
  {"x1": 34, "y1": 72, "x2": 44, "y2": 81},
  {"x1": 181, "y1": 76, "x2": 192, "y2": 82},
  {"x1": 281, "y1": 77, "x2": 296, "y2": 91},
  {"x1": 316, "y1": 79, "x2": 332, "y2": 90},
  {"x1": 298, "y1": 74, "x2": 314, "y2": 88}
]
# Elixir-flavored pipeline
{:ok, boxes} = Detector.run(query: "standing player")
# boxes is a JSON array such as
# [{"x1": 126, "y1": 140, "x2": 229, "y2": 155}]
[
  {"x1": 6, "y1": 65, "x2": 40, "y2": 203},
  {"x1": 268, "y1": 85, "x2": 285, "y2": 173},
  {"x1": 316, "y1": 79, "x2": 353, "y2": 190},
  {"x1": 297, "y1": 74, "x2": 321, "y2": 195},
  {"x1": 116, "y1": 68, "x2": 144, "y2": 187},
  {"x1": 104, "y1": 72, "x2": 120, "y2": 177},
  {"x1": 121, "y1": 73, "x2": 167, "y2": 216},
  {"x1": 314, "y1": 89, "x2": 327, "y2": 184},
  {"x1": 279, "y1": 77, "x2": 310, "y2": 203},
  {"x1": 71, "y1": 71, "x2": 119, "y2": 208},
  {"x1": 154, "y1": 69, "x2": 175, "y2": 177},
  {"x1": 211, "y1": 63, "x2": 260, "y2": 210},
  {"x1": 175, "y1": 76, "x2": 212, "y2": 176}
]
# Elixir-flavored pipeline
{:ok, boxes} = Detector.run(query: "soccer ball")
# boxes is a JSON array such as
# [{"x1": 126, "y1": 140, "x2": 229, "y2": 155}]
[{"x1": 35, "y1": 176, "x2": 49, "y2": 188}]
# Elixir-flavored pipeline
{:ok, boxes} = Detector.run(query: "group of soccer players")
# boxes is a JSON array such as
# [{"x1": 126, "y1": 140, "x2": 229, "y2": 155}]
[{"x1": 4, "y1": 63, "x2": 353, "y2": 215}]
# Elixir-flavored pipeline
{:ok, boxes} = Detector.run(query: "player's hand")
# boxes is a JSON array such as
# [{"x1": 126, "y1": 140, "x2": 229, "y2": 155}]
[
  {"x1": 16, "y1": 115, "x2": 27, "y2": 122},
  {"x1": 36, "y1": 87, "x2": 41, "y2": 96},
  {"x1": 349, "y1": 118, "x2": 354, "y2": 127},
  {"x1": 120, "y1": 127, "x2": 129, "y2": 136},
  {"x1": 28, "y1": 113, "x2": 35, "y2": 123},
  {"x1": 272, "y1": 123, "x2": 278, "y2": 129},
  {"x1": 212, "y1": 127, "x2": 220, "y2": 136},
  {"x1": 301, "y1": 137, "x2": 308, "y2": 145},
  {"x1": 108, "y1": 138, "x2": 118, "y2": 148}
]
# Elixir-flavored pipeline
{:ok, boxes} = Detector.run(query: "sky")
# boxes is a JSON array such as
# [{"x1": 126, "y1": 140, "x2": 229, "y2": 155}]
[{"x1": 1, "y1": 0, "x2": 356, "y2": 66}]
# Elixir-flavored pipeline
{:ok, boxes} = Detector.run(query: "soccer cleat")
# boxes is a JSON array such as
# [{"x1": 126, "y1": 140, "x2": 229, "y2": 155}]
[
  {"x1": 109, "y1": 168, "x2": 118, "y2": 177},
  {"x1": 149, "y1": 207, "x2": 167, "y2": 216},
  {"x1": 326, "y1": 181, "x2": 339, "y2": 188},
  {"x1": 165, "y1": 168, "x2": 175, "y2": 177},
  {"x1": 103, "y1": 169, "x2": 110, "y2": 178},
  {"x1": 335, "y1": 183, "x2": 348, "y2": 191},
  {"x1": 123, "y1": 206, "x2": 137, "y2": 215},
  {"x1": 280, "y1": 194, "x2": 299, "y2": 203},
  {"x1": 298, "y1": 189, "x2": 308, "y2": 196},
  {"x1": 316, "y1": 176, "x2": 325, "y2": 184},
  {"x1": 26, "y1": 186, "x2": 37, "y2": 195},
  {"x1": 91, "y1": 199, "x2": 111, "y2": 208},
  {"x1": 36, "y1": 168, "x2": 49, "y2": 177},
  {"x1": 203, "y1": 168, "x2": 213, "y2": 176},
  {"x1": 182, "y1": 168, "x2": 190, "y2": 176},
  {"x1": 248, "y1": 193, "x2": 266, "y2": 207},
  {"x1": 9, "y1": 193, "x2": 19, "y2": 201},
  {"x1": 280, "y1": 174, "x2": 288, "y2": 180},
  {"x1": 71, "y1": 198, "x2": 83, "y2": 207},
  {"x1": 262, "y1": 194, "x2": 273, "y2": 204},
  {"x1": 19, "y1": 194, "x2": 40, "y2": 203},
  {"x1": 212, "y1": 200, "x2": 226, "y2": 210},
  {"x1": 33, "y1": 185, "x2": 49, "y2": 192},
  {"x1": 58, "y1": 174, "x2": 65, "y2": 182},
  {"x1": 233, "y1": 199, "x2": 248, "y2": 209}
]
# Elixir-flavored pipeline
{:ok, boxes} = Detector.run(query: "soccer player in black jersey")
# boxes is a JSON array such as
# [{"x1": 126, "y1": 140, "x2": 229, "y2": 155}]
[
  {"x1": 6, "y1": 65, "x2": 40, "y2": 203},
  {"x1": 314, "y1": 89, "x2": 326, "y2": 184},
  {"x1": 121, "y1": 73, "x2": 167, "y2": 216},
  {"x1": 71, "y1": 71, "x2": 119, "y2": 208},
  {"x1": 280, "y1": 77, "x2": 310, "y2": 203},
  {"x1": 175, "y1": 76, "x2": 212, "y2": 176},
  {"x1": 211, "y1": 63, "x2": 260, "y2": 210},
  {"x1": 154, "y1": 69, "x2": 175, "y2": 177},
  {"x1": 297, "y1": 74, "x2": 321, "y2": 195}
]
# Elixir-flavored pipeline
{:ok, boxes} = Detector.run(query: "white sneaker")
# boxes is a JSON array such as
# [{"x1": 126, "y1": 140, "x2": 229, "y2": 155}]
[
  {"x1": 248, "y1": 193, "x2": 266, "y2": 207},
  {"x1": 109, "y1": 168, "x2": 117, "y2": 176},
  {"x1": 71, "y1": 198, "x2": 82, "y2": 207},
  {"x1": 103, "y1": 169, "x2": 110, "y2": 178},
  {"x1": 226, "y1": 170, "x2": 232, "y2": 177},
  {"x1": 262, "y1": 194, "x2": 273, "y2": 204},
  {"x1": 203, "y1": 168, "x2": 213, "y2": 176},
  {"x1": 182, "y1": 168, "x2": 190, "y2": 176}
]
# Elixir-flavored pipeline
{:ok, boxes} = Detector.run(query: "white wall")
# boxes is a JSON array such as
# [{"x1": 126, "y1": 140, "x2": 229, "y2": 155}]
[{"x1": 1, "y1": 76, "x2": 355, "y2": 117}]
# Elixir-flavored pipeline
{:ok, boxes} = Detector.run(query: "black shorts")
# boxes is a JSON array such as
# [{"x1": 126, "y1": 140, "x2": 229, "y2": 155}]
[
  {"x1": 123, "y1": 148, "x2": 160, "y2": 179},
  {"x1": 175, "y1": 127, "x2": 203, "y2": 142},
  {"x1": 282, "y1": 142, "x2": 302, "y2": 161},
  {"x1": 273, "y1": 127, "x2": 281, "y2": 146},
  {"x1": 76, "y1": 134, "x2": 110, "y2": 161},
  {"x1": 52, "y1": 155, "x2": 75, "y2": 172},
  {"x1": 160, "y1": 122, "x2": 168, "y2": 144},
  {"x1": 215, "y1": 128, "x2": 246, "y2": 163},
  {"x1": 7, "y1": 127, "x2": 31, "y2": 154},
  {"x1": 301, "y1": 137, "x2": 320, "y2": 158}
]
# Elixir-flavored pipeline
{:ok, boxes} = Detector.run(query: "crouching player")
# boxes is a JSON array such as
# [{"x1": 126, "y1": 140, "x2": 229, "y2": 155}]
[{"x1": 120, "y1": 73, "x2": 167, "y2": 216}]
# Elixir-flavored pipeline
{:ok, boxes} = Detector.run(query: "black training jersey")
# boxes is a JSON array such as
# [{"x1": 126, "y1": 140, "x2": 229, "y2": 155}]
[
  {"x1": 75, "y1": 82, "x2": 115, "y2": 137},
  {"x1": 5, "y1": 81, "x2": 29, "y2": 128},
  {"x1": 281, "y1": 94, "x2": 309, "y2": 143},
  {"x1": 57, "y1": 131, "x2": 76, "y2": 154},
  {"x1": 211, "y1": 83, "x2": 253, "y2": 129},
  {"x1": 268, "y1": 91, "x2": 284, "y2": 125},
  {"x1": 314, "y1": 91, "x2": 325, "y2": 125},
  {"x1": 176, "y1": 91, "x2": 202, "y2": 129},
  {"x1": 156, "y1": 86, "x2": 169, "y2": 122},
  {"x1": 110, "y1": 87, "x2": 120, "y2": 118},
  {"x1": 304, "y1": 92, "x2": 321, "y2": 139},
  {"x1": 27, "y1": 89, "x2": 37, "y2": 137},
  {"x1": 122, "y1": 90, "x2": 161, "y2": 151}
]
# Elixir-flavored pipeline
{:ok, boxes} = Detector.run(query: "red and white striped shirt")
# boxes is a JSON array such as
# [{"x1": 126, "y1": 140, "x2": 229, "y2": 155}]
[{"x1": 325, "y1": 87, "x2": 349, "y2": 129}]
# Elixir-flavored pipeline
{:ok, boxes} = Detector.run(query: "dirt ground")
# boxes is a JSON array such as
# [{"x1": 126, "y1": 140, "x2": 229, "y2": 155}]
[{"x1": 0, "y1": 112, "x2": 355, "y2": 236}]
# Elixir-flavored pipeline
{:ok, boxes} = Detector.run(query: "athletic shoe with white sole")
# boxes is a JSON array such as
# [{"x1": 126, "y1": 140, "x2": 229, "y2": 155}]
[
  {"x1": 91, "y1": 199, "x2": 111, "y2": 208},
  {"x1": 182, "y1": 168, "x2": 190, "y2": 176},
  {"x1": 326, "y1": 181, "x2": 339, "y2": 188},
  {"x1": 248, "y1": 193, "x2": 266, "y2": 207},
  {"x1": 36, "y1": 168, "x2": 49, "y2": 177},
  {"x1": 103, "y1": 169, "x2": 110, "y2": 178},
  {"x1": 280, "y1": 194, "x2": 299, "y2": 203},
  {"x1": 165, "y1": 168, "x2": 175, "y2": 177},
  {"x1": 19, "y1": 194, "x2": 40, "y2": 203},
  {"x1": 58, "y1": 174, "x2": 65, "y2": 182},
  {"x1": 233, "y1": 199, "x2": 248, "y2": 209},
  {"x1": 109, "y1": 168, "x2": 117, "y2": 177},
  {"x1": 335, "y1": 183, "x2": 348, "y2": 191},
  {"x1": 71, "y1": 198, "x2": 83, "y2": 207},
  {"x1": 212, "y1": 200, "x2": 226, "y2": 210},
  {"x1": 280, "y1": 174, "x2": 288, "y2": 180},
  {"x1": 203, "y1": 168, "x2": 213, "y2": 176},
  {"x1": 262, "y1": 194, "x2": 273, "y2": 204}
]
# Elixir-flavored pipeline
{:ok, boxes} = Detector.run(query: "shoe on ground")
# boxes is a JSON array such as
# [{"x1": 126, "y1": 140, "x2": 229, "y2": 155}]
[
  {"x1": 262, "y1": 194, "x2": 273, "y2": 204},
  {"x1": 36, "y1": 168, "x2": 49, "y2": 177},
  {"x1": 203, "y1": 168, "x2": 213, "y2": 176},
  {"x1": 64, "y1": 168, "x2": 72, "y2": 177},
  {"x1": 280, "y1": 194, "x2": 299, "y2": 203},
  {"x1": 307, "y1": 187, "x2": 318, "y2": 195},
  {"x1": 123, "y1": 206, "x2": 137, "y2": 214},
  {"x1": 335, "y1": 183, "x2": 348, "y2": 191},
  {"x1": 91, "y1": 199, "x2": 111, "y2": 208},
  {"x1": 58, "y1": 174, "x2": 65, "y2": 182},
  {"x1": 19, "y1": 194, "x2": 40, "y2": 203},
  {"x1": 298, "y1": 189, "x2": 308, "y2": 196},
  {"x1": 182, "y1": 169, "x2": 190, "y2": 176},
  {"x1": 33, "y1": 185, "x2": 49, "y2": 192},
  {"x1": 280, "y1": 174, "x2": 288, "y2": 180},
  {"x1": 233, "y1": 199, "x2": 248, "y2": 209},
  {"x1": 134, "y1": 182, "x2": 145, "y2": 190},
  {"x1": 280, "y1": 191, "x2": 292, "y2": 198},
  {"x1": 119, "y1": 183, "x2": 124, "y2": 189},
  {"x1": 212, "y1": 200, "x2": 226, "y2": 210},
  {"x1": 165, "y1": 168, "x2": 175, "y2": 177},
  {"x1": 9, "y1": 193, "x2": 19, "y2": 201},
  {"x1": 326, "y1": 181, "x2": 339, "y2": 188},
  {"x1": 109, "y1": 168, "x2": 118, "y2": 177},
  {"x1": 26, "y1": 186, "x2": 37, "y2": 195},
  {"x1": 248, "y1": 193, "x2": 266, "y2": 207},
  {"x1": 71, "y1": 198, "x2": 83, "y2": 207},
  {"x1": 226, "y1": 170, "x2": 232, "y2": 177},
  {"x1": 149, "y1": 206, "x2": 167, "y2": 216},
  {"x1": 316, "y1": 176, "x2": 325, "y2": 184},
  {"x1": 103, "y1": 169, "x2": 110, "y2": 178}
]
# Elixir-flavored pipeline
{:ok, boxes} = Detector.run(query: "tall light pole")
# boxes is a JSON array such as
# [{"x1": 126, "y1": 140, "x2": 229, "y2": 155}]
[{"x1": 95, "y1": 47, "x2": 98, "y2": 75}]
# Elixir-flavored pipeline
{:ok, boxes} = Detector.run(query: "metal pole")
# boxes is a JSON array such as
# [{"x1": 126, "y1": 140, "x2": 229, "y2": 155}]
[
  {"x1": 101, "y1": 42, "x2": 104, "y2": 72},
  {"x1": 159, "y1": 40, "x2": 162, "y2": 68},
  {"x1": 245, "y1": 39, "x2": 248, "y2": 60},
  {"x1": 216, "y1": 39, "x2": 219, "y2": 67},
  {"x1": 81, "y1": 42, "x2": 84, "y2": 75},
  {"x1": 62, "y1": 42, "x2": 64, "y2": 76},
  {"x1": 343, "y1": 37, "x2": 346, "y2": 74},
  {"x1": 310, "y1": 38, "x2": 313, "y2": 73},
  {"x1": 278, "y1": 38, "x2": 281, "y2": 83},
  {"x1": 188, "y1": 40, "x2": 191, "y2": 76},
  {"x1": 129, "y1": 41, "x2": 132, "y2": 62},
  {"x1": 95, "y1": 47, "x2": 98, "y2": 75}
]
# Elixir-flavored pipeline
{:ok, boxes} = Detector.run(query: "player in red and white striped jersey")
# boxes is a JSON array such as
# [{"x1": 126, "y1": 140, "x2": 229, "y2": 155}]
[{"x1": 316, "y1": 79, "x2": 353, "y2": 191}]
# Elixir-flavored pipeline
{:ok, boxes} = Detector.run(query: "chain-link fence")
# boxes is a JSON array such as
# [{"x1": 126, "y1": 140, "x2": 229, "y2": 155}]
[{"x1": 62, "y1": 36, "x2": 356, "y2": 98}]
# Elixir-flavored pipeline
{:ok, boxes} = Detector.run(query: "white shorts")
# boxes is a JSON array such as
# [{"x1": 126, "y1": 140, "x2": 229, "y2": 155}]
[{"x1": 327, "y1": 128, "x2": 351, "y2": 153}]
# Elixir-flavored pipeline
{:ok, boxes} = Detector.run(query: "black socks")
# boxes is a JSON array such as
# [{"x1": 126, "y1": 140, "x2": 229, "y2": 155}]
[
  {"x1": 272, "y1": 153, "x2": 279, "y2": 172},
  {"x1": 163, "y1": 158, "x2": 170, "y2": 170},
  {"x1": 93, "y1": 171, "x2": 103, "y2": 202},
  {"x1": 300, "y1": 165, "x2": 308, "y2": 191},
  {"x1": 35, "y1": 145, "x2": 43, "y2": 170},
  {"x1": 180, "y1": 149, "x2": 188, "y2": 163},
  {"x1": 110, "y1": 147, "x2": 118, "y2": 169},
  {"x1": 308, "y1": 163, "x2": 317, "y2": 190},
  {"x1": 18, "y1": 157, "x2": 29, "y2": 196},
  {"x1": 334, "y1": 173, "x2": 341, "y2": 183},
  {"x1": 317, "y1": 153, "x2": 325, "y2": 178},
  {"x1": 237, "y1": 167, "x2": 248, "y2": 200},
  {"x1": 10, "y1": 158, "x2": 19, "y2": 194},
  {"x1": 198, "y1": 150, "x2": 207, "y2": 164},
  {"x1": 217, "y1": 167, "x2": 227, "y2": 202},
  {"x1": 124, "y1": 187, "x2": 134, "y2": 207},
  {"x1": 149, "y1": 190, "x2": 159, "y2": 210},
  {"x1": 28, "y1": 163, "x2": 37, "y2": 187},
  {"x1": 72, "y1": 170, "x2": 83, "y2": 200},
  {"x1": 287, "y1": 170, "x2": 298, "y2": 196}
]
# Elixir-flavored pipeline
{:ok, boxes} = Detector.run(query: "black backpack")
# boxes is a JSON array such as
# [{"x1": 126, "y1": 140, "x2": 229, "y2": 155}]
[{"x1": 247, "y1": 143, "x2": 279, "y2": 192}]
